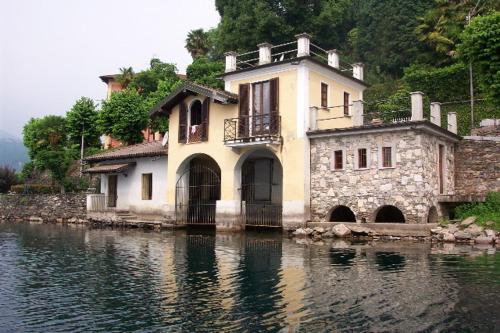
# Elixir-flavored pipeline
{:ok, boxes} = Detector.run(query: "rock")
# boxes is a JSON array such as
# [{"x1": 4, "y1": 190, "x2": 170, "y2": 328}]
[
  {"x1": 465, "y1": 224, "x2": 484, "y2": 237},
  {"x1": 454, "y1": 231, "x2": 472, "y2": 241},
  {"x1": 313, "y1": 227, "x2": 326, "y2": 234},
  {"x1": 293, "y1": 228, "x2": 307, "y2": 237},
  {"x1": 442, "y1": 232, "x2": 455, "y2": 242},
  {"x1": 474, "y1": 236, "x2": 494, "y2": 245},
  {"x1": 312, "y1": 233, "x2": 322, "y2": 241},
  {"x1": 460, "y1": 216, "x2": 477, "y2": 227},
  {"x1": 68, "y1": 217, "x2": 77, "y2": 223},
  {"x1": 485, "y1": 221, "x2": 494, "y2": 227},
  {"x1": 447, "y1": 225, "x2": 459, "y2": 234},
  {"x1": 430, "y1": 227, "x2": 443, "y2": 235},
  {"x1": 332, "y1": 224, "x2": 351, "y2": 238},
  {"x1": 304, "y1": 228, "x2": 314, "y2": 236},
  {"x1": 349, "y1": 225, "x2": 375, "y2": 236},
  {"x1": 484, "y1": 229, "x2": 496, "y2": 238},
  {"x1": 323, "y1": 231, "x2": 334, "y2": 238}
]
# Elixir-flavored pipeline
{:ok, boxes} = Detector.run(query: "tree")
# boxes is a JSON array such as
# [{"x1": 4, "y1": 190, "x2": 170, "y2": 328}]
[
  {"x1": 116, "y1": 67, "x2": 135, "y2": 88},
  {"x1": 129, "y1": 59, "x2": 179, "y2": 96},
  {"x1": 97, "y1": 89, "x2": 149, "y2": 145},
  {"x1": 185, "y1": 29, "x2": 211, "y2": 59},
  {"x1": 0, "y1": 166, "x2": 18, "y2": 193},
  {"x1": 186, "y1": 57, "x2": 224, "y2": 89},
  {"x1": 22, "y1": 115, "x2": 76, "y2": 190},
  {"x1": 458, "y1": 11, "x2": 500, "y2": 105},
  {"x1": 66, "y1": 97, "x2": 100, "y2": 149}
]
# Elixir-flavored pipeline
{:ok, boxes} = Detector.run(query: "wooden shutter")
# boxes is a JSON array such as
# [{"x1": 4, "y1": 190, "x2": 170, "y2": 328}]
[
  {"x1": 343, "y1": 92, "x2": 350, "y2": 116},
  {"x1": 201, "y1": 98, "x2": 210, "y2": 141},
  {"x1": 270, "y1": 78, "x2": 279, "y2": 135},
  {"x1": 178, "y1": 101, "x2": 187, "y2": 143},
  {"x1": 238, "y1": 83, "x2": 250, "y2": 137}
]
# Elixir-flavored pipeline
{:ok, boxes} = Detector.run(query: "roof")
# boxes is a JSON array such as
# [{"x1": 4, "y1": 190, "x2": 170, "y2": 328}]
[
  {"x1": 83, "y1": 162, "x2": 136, "y2": 174},
  {"x1": 150, "y1": 81, "x2": 239, "y2": 116},
  {"x1": 220, "y1": 56, "x2": 369, "y2": 88},
  {"x1": 307, "y1": 120, "x2": 461, "y2": 141},
  {"x1": 84, "y1": 141, "x2": 168, "y2": 162}
]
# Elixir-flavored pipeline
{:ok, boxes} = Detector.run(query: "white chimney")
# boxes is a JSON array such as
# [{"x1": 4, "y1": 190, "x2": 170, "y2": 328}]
[
  {"x1": 352, "y1": 63, "x2": 364, "y2": 81},
  {"x1": 295, "y1": 33, "x2": 311, "y2": 57},
  {"x1": 327, "y1": 49, "x2": 340, "y2": 69},
  {"x1": 447, "y1": 112, "x2": 458, "y2": 134},
  {"x1": 224, "y1": 51, "x2": 237, "y2": 72},
  {"x1": 430, "y1": 102, "x2": 441, "y2": 127},
  {"x1": 352, "y1": 100, "x2": 364, "y2": 127},
  {"x1": 410, "y1": 91, "x2": 424, "y2": 121},
  {"x1": 257, "y1": 43, "x2": 272, "y2": 65}
]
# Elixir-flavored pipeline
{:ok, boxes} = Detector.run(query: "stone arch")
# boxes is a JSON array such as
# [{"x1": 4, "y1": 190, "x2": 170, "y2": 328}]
[
  {"x1": 427, "y1": 206, "x2": 438, "y2": 224},
  {"x1": 329, "y1": 205, "x2": 356, "y2": 222},
  {"x1": 374, "y1": 205, "x2": 405, "y2": 223}
]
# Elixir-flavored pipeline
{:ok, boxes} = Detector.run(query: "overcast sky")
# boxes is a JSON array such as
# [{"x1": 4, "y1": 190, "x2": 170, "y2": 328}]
[{"x1": 0, "y1": 0, "x2": 220, "y2": 138}]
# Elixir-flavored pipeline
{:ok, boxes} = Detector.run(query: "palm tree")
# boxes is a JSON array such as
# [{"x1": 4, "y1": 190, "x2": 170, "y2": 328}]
[
  {"x1": 116, "y1": 67, "x2": 135, "y2": 88},
  {"x1": 185, "y1": 29, "x2": 210, "y2": 59}
]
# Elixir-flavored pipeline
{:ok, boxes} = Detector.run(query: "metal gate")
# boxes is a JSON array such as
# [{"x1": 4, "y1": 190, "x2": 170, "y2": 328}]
[
  {"x1": 175, "y1": 161, "x2": 221, "y2": 226},
  {"x1": 241, "y1": 158, "x2": 282, "y2": 228}
]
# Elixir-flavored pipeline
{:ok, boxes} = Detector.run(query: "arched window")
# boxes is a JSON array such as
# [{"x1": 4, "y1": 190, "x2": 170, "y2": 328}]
[
  {"x1": 427, "y1": 206, "x2": 438, "y2": 224},
  {"x1": 190, "y1": 100, "x2": 202, "y2": 126},
  {"x1": 329, "y1": 205, "x2": 356, "y2": 222},
  {"x1": 375, "y1": 205, "x2": 405, "y2": 223}
]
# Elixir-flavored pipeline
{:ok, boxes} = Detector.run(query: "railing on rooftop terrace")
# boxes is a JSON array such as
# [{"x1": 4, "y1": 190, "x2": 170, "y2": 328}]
[{"x1": 363, "y1": 110, "x2": 412, "y2": 125}]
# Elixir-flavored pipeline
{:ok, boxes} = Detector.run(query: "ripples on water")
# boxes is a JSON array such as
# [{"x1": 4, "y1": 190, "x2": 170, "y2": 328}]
[{"x1": 0, "y1": 223, "x2": 499, "y2": 332}]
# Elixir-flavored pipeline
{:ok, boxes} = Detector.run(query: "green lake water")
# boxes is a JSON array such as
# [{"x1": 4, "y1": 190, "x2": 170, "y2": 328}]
[{"x1": 0, "y1": 222, "x2": 499, "y2": 332}]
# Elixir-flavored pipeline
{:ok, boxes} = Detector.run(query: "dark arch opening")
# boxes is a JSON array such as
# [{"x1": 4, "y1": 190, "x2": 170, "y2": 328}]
[
  {"x1": 375, "y1": 205, "x2": 405, "y2": 223},
  {"x1": 427, "y1": 206, "x2": 438, "y2": 224},
  {"x1": 190, "y1": 100, "x2": 202, "y2": 126},
  {"x1": 329, "y1": 205, "x2": 356, "y2": 222}
]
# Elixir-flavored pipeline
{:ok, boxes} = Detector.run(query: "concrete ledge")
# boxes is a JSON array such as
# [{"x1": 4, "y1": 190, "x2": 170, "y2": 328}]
[{"x1": 307, "y1": 222, "x2": 438, "y2": 237}]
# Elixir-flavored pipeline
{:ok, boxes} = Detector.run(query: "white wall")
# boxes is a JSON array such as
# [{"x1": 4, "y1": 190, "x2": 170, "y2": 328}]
[{"x1": 100, "y1": 156, "x2": 168, "y2": 215}]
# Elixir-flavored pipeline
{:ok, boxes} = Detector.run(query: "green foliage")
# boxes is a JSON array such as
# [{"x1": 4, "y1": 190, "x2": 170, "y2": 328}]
[
  {"x1": 458, "y1": 12, "x2": 500, "y2": 105},
  {"x1": 116, "y1": 67, "x2": 135, "y2": 88},
  {"x1": 185, "y1": 29, "x2": 211, "y2": 59},
  {"x1": 455, "y1": 192, "x2": 500, "y2": 230},
  {"x1": 10, "y1": 184, "x2": 60, "y2": 194},
  {"x1": 186, "y1": 57, "x2": 224, "y2": 89},
  {"x1": 0, "y1": 166, "x2": 19, "y2": 193},
  {"x1": 66, "y1": 97, "x2": 100, "y2": 148},
  {"x1": 98, "y1": 89, "x2": 149, "y2": 145},
  {"x1": 129, "y1": 59, "x2": 179, "y2": 96}
]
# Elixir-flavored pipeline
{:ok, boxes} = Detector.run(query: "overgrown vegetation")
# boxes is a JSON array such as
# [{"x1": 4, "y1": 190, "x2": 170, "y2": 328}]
[
  {"x1": 455, "y1": 192, "x2": 500, "y2": 230},
  {"x1": 0, "y1": 166, "x2": 19, "y2": 193}
]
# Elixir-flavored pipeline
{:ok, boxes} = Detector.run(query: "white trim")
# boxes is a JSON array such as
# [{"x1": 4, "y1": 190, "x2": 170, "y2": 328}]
[
  {"x1": 297, "y1": 64, "x2": 309, "y2": 138},
  {"x1": 354, "y1": 145, "x2": 370, "y2": 170},
  {"x1": 223, "y1": 63, "x2": 297, "y2": 82},
  {"x1": 303, "y1": 59, "x2": 367, "y2": 92},
  {"x1": 378, "y1": 144, "x2": 396, "y2": 169}
]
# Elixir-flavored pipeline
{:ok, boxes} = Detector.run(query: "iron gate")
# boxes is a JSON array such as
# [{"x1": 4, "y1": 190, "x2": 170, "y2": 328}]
[{"x1": 175, "y1": 162, "x2": 221, "y2": 225}]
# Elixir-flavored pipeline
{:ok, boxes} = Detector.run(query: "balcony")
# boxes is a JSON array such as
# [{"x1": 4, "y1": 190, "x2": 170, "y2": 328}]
[{"x1": 224, "y1": 114, "x2": 281, "y2": 148}]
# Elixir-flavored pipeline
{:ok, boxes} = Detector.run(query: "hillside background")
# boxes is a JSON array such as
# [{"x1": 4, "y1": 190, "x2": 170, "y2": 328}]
[{"x1": 0, "y1": 129, "x2": 28, "y2": 171}]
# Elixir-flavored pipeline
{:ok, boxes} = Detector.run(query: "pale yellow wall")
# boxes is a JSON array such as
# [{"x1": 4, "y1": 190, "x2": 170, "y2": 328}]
[{"x1": 309, "y1": 70, "x2": 360, "y2": 130}]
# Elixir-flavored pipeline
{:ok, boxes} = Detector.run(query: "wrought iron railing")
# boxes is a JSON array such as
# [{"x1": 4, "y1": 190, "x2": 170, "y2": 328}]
[
  {"x1": 363, "y1": 110, "x2": 412, "y2": 125},
  {"x1": 224, "y1": 114, "x2": 281, "y2": 143}
]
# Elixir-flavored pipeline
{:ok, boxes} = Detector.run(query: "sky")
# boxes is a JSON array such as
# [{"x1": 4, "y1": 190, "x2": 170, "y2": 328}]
[{"x1": 0, "y1": 0, "x2": 220, "y2": 139}]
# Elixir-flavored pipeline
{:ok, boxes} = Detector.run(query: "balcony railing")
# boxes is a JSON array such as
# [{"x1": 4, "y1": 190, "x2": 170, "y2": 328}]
[
  {"x1": 224, "y1": 114, "x2": 281, "y2": 144},
  {"x1": 364, "y1": 110, "x2": 412, "y2": 125}
]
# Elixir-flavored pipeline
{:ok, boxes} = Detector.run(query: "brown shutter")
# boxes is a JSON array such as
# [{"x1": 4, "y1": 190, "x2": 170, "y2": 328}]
[
  {"x1": 270, "y1": 78, "x2": 279, "y2": 135},
  {"x1": 238, "y1": 83, "x2": 250, "y2": 137},
  {"x1": 201, "y1": 97, "x2": 210, "y2": 141},
  {"x1": 178, "y1": 101, "x2": 187, "y2": 143}
]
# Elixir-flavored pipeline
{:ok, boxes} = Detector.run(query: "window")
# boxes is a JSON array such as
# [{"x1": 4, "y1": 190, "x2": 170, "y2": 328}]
[
  {"x1": 358, "y1": 148, "x2": 367, "y2": 168},
  {"x1": 190, "y1": 100, "x2": 202, "y2": 126},
  {"x1": 382, "y1": 147, "x2": 392, "y2": 168},
  {"x1": 334, "y1": 150, "x2": 343, "y2": 170},
  {"x1": 343, "y1": 92, "x2": 350, "y2": 116},
  {"x1": 438, "y1": 144, "x2": 444, "y2": 194},
  {"x1": 249, "y1": 78, "x2": 279, "y2": 135},
  {"x1": 321, "y1": 83, "x2": 328, "y2": 108},
  {"x1": 142, "y1": 173, "x2": 152, "y2": 200}
]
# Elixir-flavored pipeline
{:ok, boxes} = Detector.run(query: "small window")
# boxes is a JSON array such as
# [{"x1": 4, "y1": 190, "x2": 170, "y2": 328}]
[
  {"x1": 358, "y1": 148, "x2": 367, "y2": 168},
  {"x1": 334, "y1": 150, "x2": 343, "y2": 170},
  {"x1": 321, "y1": 83, "x2": 328, "y2": 108},
  {"x1": 190, "y1": 100, "x2": 202, "y2": 126},
  {"x1": 382, "y1": 147, "x2": 392, "y2": 168},
  {"x1": 142, "y1": 173, "x2": 153, "y2": 200},
  {"x1": 343, "y1": 92, "x2": 350, "y2": 116}
]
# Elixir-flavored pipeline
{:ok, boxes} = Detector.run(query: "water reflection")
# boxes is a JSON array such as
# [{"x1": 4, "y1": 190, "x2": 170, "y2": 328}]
[{"x1": 0, "y1": 223, "x2": 499, "y2": 332}]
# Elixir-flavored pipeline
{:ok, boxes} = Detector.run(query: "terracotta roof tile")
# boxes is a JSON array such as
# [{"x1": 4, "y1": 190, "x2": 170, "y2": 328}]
[
  {"x1": 84, "y1": 141, "x2": 167, "y2": 162},
  {"x1": 83, "y1": 162, "x2": 136, "y2": 174}
]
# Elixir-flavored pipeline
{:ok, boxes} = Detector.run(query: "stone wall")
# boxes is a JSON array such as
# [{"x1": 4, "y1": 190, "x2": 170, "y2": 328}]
[
  {"x1": 0, "y1": 194, "x2": 87, "y2": 223},
  {"x1": 455, "y1": 137, "x2": 500, "y2": 197},
  {"x1": 309, "y1": 129, "x2": 456, "y2": 224}
]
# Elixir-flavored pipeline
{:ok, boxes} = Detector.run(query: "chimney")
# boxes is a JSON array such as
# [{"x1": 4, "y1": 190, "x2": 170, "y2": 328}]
[
  {"x1": 352, "y1": 100, "x2": 364, "y2": 127},
  {"x1": 257, "y1": 43, "x2": 272, "y2": 65},
  {"x1": 410, "y1": 91, "x2": 424, "y2": 121},
  {"x1": 430, "y1": 102, "x2": 441, "y2": 127},
  {"x1": 295, "y1": 33, "x2": 311, "y2": 57},
  {"x1": 224, "y1": 51, "x2": 237, "y2": 72},
  {"x1": 447, "y1": 112, "x2": 457, "y2": 134},
  {"x1": 352, "y1": 63, "x2": 364, "y2": 81},
  {"x1": 327, "y1": 49, "x2": 340, "y2": 69}
]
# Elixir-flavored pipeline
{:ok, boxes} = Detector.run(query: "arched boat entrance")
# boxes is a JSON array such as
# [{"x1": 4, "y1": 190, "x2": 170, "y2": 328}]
[
  {"x1": 175, "y1": 155, "x2": 221, "y2": 226},
  {"x1": 240, "y1": 150, "x2": 283, "y2": 228}
]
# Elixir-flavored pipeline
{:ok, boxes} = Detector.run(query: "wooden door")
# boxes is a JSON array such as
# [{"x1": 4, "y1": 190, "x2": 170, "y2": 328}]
[{"x1": 108, "y1": 175, "x2": 117, "y2": 207}]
